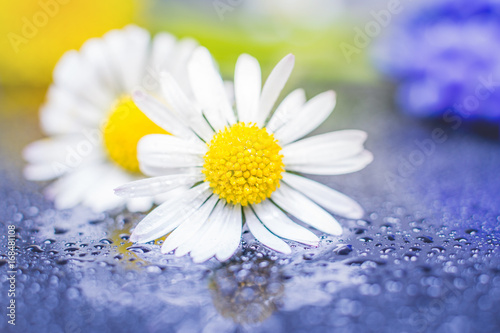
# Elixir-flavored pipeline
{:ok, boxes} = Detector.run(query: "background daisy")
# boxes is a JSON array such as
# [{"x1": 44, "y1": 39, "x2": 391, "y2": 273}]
[
  {"x1": 116, "y1": 47, "x2": 373, "y2": 262},
  {"x1": 23, "y1": 25, "x2": 198, "y2": 212}
]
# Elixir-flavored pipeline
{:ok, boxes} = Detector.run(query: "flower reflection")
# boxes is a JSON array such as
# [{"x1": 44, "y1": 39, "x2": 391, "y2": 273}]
[{"x1": 209, "y1": 249, "x2": 284, "y2": 324}]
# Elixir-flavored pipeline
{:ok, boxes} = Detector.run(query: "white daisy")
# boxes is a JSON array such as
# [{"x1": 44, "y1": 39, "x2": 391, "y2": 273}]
[
  {"x1": 115, "y1": 47, "x2": 373, "y2": 262},
  {"x1": 23, "y1": 25, "x2": 198, "y2": 213}
]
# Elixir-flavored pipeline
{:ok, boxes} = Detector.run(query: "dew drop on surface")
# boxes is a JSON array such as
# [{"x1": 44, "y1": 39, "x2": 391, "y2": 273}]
[
  {"x1": 334, "y1": 245, "x2": 353, "y2": 255},
  {"x1": 126, "y1": 246, "x2": 151, "y2": 254},
  {"x1": 54, "y1": 227, "x2": 69, "y2": 235},
  {"x1": 416, "y1": 236, "x2": 433, "y2": 243},
  {"x1": 26, "y1": 245, "x2": 44, "y2": 253},
  {"x1": 465, "y1": 229, "x2": 478, "y2": 235},
  {"x1": 381, "y1": 247, "x2": 395, "y2": 254}
]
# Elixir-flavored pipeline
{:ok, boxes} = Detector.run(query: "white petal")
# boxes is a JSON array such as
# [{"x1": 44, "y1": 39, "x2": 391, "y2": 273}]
[
  {"x1": 24, "y1": 137, "x2": 105, "y2": 181},
  {"x1": 215, "y1": 205, "x2": 243, "y2": 261},
  {"x1": 160, "y1": 73, "x2": 214, "y2": 142},
  {"x1": 282, "y1": 129, "x2": 367, "y2": 152},
  {"x1": 188, "y1": 46, "x2": 236, "y2": 130},
  {"x1": 164, "y1": 38, "x2": 198, "y2": 97},
  {"x1": 255, "y1": 54, "x2": 295, "y2": 126},
  {"x1": 80, "y1": 165, "x2": 130, "y2": 212},
  {"x1": 138, "y1": 134, "x2": 207, "y2": 156},
  {"x1": 39, "y1": 100, "x2": 85, "y2": 135},
  {"x1": 39, "y1": 87, "x2": 105, "y2": 135},
  {"x1": 103, "y1": 25, "x2": 150, "y2": 92},
  {"x1": 234, "y1": 54, "x2": 261, "y2": 123},
  {"x1": 286, "y1": 150, "x2": 373, "y2": 175},
  {"x1": 23, "y1": 135, "x2": 95, "y2": 164},
  {"x1": 253, "y1": 201, "x2": 319, "y2": 246},
  {"x1": 274, "y1": 90, "x2": 337, "y2": 145},
  {"x1": 271, "y1": 183, "x2": 343, "y2": 235},
  {"x1": 282, "y1": 172, "x2": 364, "y2": 219},
  {"x1": 45, "y1": 162, "x2": 108, "y2": 210},
  {"x1": 132, "y1": 90, "x2": 197, "y2": 140},
  {"x1": 23, "y1": 137, "x2": 81, "y2": 180},
  {"x1": 178, "y1": 205, "x2": 239, "y2": 263},
  {"x1": 52, "y1": 50, "x2": 114, "y2": 109},
  {"x1": 126, "y1": 197, "x2": 154, "y2": 213},
  {"x1": 24, "y1": 163, "x2": 67, "y2": 181},
  {"x1": 138, "y1": 152, "x2": 203, "y2": 169},
  {"x1": 140, "y1": 164, "x2": 201, "y2": 177},
  {"x1": 174, "y1": 201, "x2": 228, "y2": 258},
  {"x1": 130, "y1": 184, "x2": 210, "y2": 243},
  {"x1": 149, "y1": 32, "x2": 176, "y2": 73},
  {"x1": 188, "y1": 203, "x2": 230, "y2": 262},
  {"x1": 282, "y1": 130, "x2": 367, "y2": 165},
  {"x1": 114, "y1": 173, "x2": 203, "y2": 198},
  {"x1": 79, "y1": 37, "x2": 120, "y2": 95},
  {"x1": 224, "y1": 80, "x2": 235, "y2": 106},
  {"x1": 161, "y1": 195, "x2": 219, "y2": 254},
  {"x1": 266, "y1": 88, "x2": 306, "y2": 132},
  {"x1": 245, "y1": 207, "x2": 291, "y2": 254}
]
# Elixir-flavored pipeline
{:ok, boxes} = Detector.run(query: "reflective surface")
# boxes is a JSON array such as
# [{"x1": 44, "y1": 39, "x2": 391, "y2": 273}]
[{"x1": 1, "y1": 84, "x2": 499, "y2": 332}]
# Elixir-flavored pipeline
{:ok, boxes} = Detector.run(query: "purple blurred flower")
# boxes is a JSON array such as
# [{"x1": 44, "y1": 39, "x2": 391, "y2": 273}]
[{"x1": 373, "y1": 0, "x2": 500, "y2": 123}]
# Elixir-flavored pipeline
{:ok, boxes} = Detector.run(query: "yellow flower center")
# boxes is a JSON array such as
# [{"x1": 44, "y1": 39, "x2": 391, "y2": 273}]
[
  {"x1": 103, "y1": 96, "x2": 169, "y2": 173},
  {"x1": 202, "y1": 123, "x2": 284, "y2": 206}
]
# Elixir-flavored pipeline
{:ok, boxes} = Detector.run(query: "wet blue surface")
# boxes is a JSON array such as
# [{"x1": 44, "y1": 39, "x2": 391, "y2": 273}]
[{"x1": 1, "y1": 84, "x2": 499, "y2": 333}]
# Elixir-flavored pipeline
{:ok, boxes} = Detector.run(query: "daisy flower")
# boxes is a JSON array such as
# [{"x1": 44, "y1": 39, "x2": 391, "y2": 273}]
[
  {"x1": 115, "y1": 47, "x2": 373, "y2": 262},
  {"x1": 23, "y1": 25, "x2": 198, "y2": 212}
]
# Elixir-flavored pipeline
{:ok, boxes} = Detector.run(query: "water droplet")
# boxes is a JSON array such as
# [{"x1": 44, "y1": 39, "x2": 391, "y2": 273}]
[
  {"x1": 381, "y1": 247, "x2": 395, "y2": 254},
  {"x1": 334, "y1": 245, "x2": 353, "y2": 255},
  {"x1": 404, "y1": 253, "x2": 418, "y2": 261},
  {"x1": 417, "y1": 236, "x2": 433, "y2": 243},
  {"x1": 302, "y1": 253, "x2": 315, "y2": 260},
  {"x1": 25, "y1": 245, "x2": 44, "y2": 253},
  {"x1": 127, "y1": 246, "x2": 151, "y2": 254},
  {"x1": 54, "y1": 227, "x2": 68, "y2": 235},
  {"x1": 354, "y1": 228, "x2": 367, "y2": 235},
  {"x1": 64, "y1": 247, "x2": 79, "y2": 252},
  {"x1": 356, "y1": 219, "x2": 372, "y2": 227},
  {"x1": 431, "y1": 246, "x2": 446, "y2": 253},
  {"x1": 56, "y1": 258, "x2": 69, "y2": 265},
  {"x1": 465, "y1": 228, "x2": 478, "y2": 235}
]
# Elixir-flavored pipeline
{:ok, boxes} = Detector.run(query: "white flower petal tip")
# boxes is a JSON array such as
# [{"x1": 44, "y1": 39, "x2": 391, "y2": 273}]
[
  {"x1": 129, "y1": 233, "x2": 140, "y2": 243},
  {"x1": 245, "y1": 207, "x2": 292, "y2": 254},
  {"x1": 282, "y1": 53, "x2": 295, "y2": 65},
  {"x1": 282, "y1": 173, "x2": 365, "y2": 220}
]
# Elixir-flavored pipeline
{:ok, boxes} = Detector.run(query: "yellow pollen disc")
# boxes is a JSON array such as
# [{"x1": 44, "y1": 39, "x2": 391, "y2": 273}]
[
  {"x1": 202, "y1": 122, "x2": 284, "y2": 206},
  {"x1": 103, "y1": 96, "x2": 169, "y2": 173}
]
